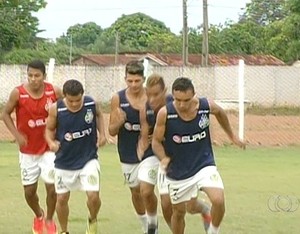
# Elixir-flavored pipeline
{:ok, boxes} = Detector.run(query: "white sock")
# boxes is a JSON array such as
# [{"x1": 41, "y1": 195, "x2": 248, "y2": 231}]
[
  {"x1": 207, "y1": 223, "x2": 220, "y2": 234},
  {"x1": 147, "y1": 213, "x2": 158, "y2": 226},
  {"x1": 137, "y1": 214, "x2": 148, "y2": 233}
]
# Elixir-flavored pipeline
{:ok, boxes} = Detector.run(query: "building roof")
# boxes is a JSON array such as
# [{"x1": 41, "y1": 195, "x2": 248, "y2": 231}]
[{"x1": 73, "y1": 53, "x2": 285, "y2": 66}]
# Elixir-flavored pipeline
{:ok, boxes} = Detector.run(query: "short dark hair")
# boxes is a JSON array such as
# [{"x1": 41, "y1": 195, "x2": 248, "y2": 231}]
[
  {"x1": 27, "y1": 60, "x2": 46, "y2": 74},
  {"x1": 63, "y1": 79, "x2": 84, "y2": 96},
  {"x1": 125, "y1": 60, "x2": 144, "y2": 77},
  {"x1": 172, "y1": 77, "x2": 195, "y2": 94}
]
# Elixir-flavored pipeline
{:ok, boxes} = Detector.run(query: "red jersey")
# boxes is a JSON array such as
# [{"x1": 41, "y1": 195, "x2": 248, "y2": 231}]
[{"x1": 16, "y1": 82, "x2": 57, "y2": 154}]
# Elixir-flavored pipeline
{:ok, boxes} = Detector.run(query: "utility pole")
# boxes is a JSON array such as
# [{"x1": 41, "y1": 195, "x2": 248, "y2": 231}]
[
  {"x1": 182, "y1": 0, "x2": 188, "y2": 65},
  {"x1": 202, "y1": 0, "x2": 209, "y2": 67},
  {"x1": 114, "y1": 31, "x2": 119, "y2": 65},
  {"x1": 69, "y1": 34, "x2": 73, "y2": 65}
]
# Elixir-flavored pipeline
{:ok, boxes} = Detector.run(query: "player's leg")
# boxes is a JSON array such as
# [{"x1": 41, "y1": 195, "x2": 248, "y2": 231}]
[
  {"x1": 40, "y1": 151, "x2": 57, "y2": 234},
  {"x1": 54, "y1": 169, "x2": 73, "y2": 233},
  {"x1": 81, "y1": 159, "x2": 101, "y2": 234},
  {"x1": 121, "y1": 163, "x2": 147, "y2": 233},
  {"x1": 157, "y1": 166, "x2": 172, "y2": 230},
  {"x1": 139, "y1": 156, "x2": 159, "y2": 234},
  {"x1": 19, "y1": 153, "x2": 44, "y2": 234},
  {"x1": 167, "y1": 175, "x2": 199, "y2": 234},
  {"x1": 56, "y1": 192, "x2": 70, "y2": 233},
  {"x1": 198, "y1": 166, "x2": 225, "y2": 234},
  {"x1": 186, "y1": 197, "x2": 211, "y2": 232},
  {"x1": 171, "y1": 202, "x2": 186, "y2": 234},
  {"x1": 160, "y1": 194, "x2": 172, "y2": 230}
]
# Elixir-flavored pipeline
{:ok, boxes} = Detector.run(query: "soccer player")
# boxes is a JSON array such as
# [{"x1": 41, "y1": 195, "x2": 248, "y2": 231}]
[
  {"x1": 152, "y1": 77, "x2": 245, "y2": 234},
  {"x1": 45, "y1": 79, "x2": 106, "y2": 234},
  {"x1": 1, "y1": 60, "x2": 62, "y2": 234},
  {"x1": 109, "y1": 60, "x2": 158, "y2": 234},
  {"x1": 138, "y1": 74, "x2": 211, "y2": 232}
]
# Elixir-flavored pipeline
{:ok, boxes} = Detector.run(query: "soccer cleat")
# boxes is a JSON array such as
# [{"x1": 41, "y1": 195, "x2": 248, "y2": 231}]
[
  {"x1": 45, "y1": 220, "x2": 58, "y2": 234},
  {"x1": 202, "y1": 212, "x2": 212, "y2": 232},
  {"x1": 86, "y1": 219, "x2": 97, "y2": 234},
  {"x1": 60, "y1": 232, "x2": 69, "y2": 234},
  {"x1": 147, "y1": 224, "x2": 158, "y2": 234},
  {"x1": 32, "y1": 215, "x2": 44, "y2": 234}
]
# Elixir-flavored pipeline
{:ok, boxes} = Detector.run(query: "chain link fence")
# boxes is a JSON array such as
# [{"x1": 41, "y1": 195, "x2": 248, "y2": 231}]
[{"x1": 1, "y1": 64, "x2": 300, "y2": 146}]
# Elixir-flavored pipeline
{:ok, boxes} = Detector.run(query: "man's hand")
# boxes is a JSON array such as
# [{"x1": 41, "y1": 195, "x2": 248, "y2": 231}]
[
  {"x1": 160, "y1": 157, "x2": 171, "y2": 171},
  {"x1": 49, "y1": 140, "x2": 60, "y2": 153},
  {"x1": 231, "y1": 135, "x2": 246, "y2": 149},
  {"x1": 15, "y1": 133, "x2": 27, "y2": 148}
]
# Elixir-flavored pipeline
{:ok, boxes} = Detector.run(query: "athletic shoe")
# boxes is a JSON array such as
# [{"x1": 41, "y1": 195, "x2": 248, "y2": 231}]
[
  {"x1": 32, "y1": 214, "x2": 44, "y2": 234},
  {"x1": 202, "y1": 212, "x2": 212, "y2": 232},
  {"x1": 45, "y1": 220, "x2": 58, "y2": 234},
  {"x1": 86, "y1": 219, "x2": 97, "y2": 234},
  {"x1": 148, "y1": 224, "x2": 158, "y2": 234},
  {"x1": 60, "y1": 232, "x2": 69, "y2": 234}
]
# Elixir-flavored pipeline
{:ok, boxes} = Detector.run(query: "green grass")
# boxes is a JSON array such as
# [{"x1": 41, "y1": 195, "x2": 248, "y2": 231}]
[{"x1": 0, "y1": 142, "x2": 299, "y2": 234}]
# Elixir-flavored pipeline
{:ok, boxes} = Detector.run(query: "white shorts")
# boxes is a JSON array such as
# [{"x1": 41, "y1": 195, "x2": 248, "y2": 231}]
[
  {"x1": 167, "y1": 166, "x2": 224, "y2": 204},
  {"x1": 19, "y1": 151, "x2": 55, "y2": 186},
  {"x1": 121, "y1": 156, "x2": 159, "y2": 188},
  {"x1": 157, "y1": 165, "x2": 169, "y2": 195},
  {"x1": 54, "y1": 159, "x2": 100, "y2": 194}
]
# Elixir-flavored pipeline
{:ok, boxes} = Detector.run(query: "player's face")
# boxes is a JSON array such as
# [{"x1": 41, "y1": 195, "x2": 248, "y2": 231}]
[
  {"x1": 173, "y1": 89, "x2": 195, "y2": 113},
  {"x1": 27, "y1": 67, "x2": 45, "y2": 91},
  {"x1": 146, "y1": 84, "x2": 166, "y2": 112},
  {"x1": 125, "y1": 74, "x2": 144, "y2": 94},
  {"x1": 65, "y1": 94, "x2": 83, "y2": 112}
]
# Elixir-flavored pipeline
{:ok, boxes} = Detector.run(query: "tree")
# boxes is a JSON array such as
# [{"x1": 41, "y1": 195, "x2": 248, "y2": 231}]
[
  {"x1": 239, "y1": 0, "x2": 288, "y2": 25},
  {"x1": 0, "y1": 0, "x2": 47, "y2": 51},
  {"x1": 103, "y1": 13, "x2": 173, "y2": 51},
  {"x1": 57, "y1": 22, "x2": 103, "y2": 49}
]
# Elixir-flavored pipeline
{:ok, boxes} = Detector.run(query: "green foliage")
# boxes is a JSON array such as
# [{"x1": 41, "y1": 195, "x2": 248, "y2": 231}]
[
  {"x1": 239, "y1": 0, "x2": 288, "y2": 25},
  {"x1": 0, "y1": 0, "x2": 46, "y2": 51},
  {"x1": 57, "y1": 22, "x2": 103, "y2": 49},
  {"x1": 103, "y1": 13, "x2": 173, "y2": 51}
]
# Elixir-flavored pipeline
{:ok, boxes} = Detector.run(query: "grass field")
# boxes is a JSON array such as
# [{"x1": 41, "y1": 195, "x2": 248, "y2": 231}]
[{"x1": 0, "y1": 142, "x2": 299, "y2": 234}]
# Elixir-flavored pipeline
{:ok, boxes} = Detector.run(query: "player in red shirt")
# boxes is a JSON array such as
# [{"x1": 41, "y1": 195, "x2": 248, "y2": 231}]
[{"x1": 1, "y1": 60, "x2": 63, "y2": 234}]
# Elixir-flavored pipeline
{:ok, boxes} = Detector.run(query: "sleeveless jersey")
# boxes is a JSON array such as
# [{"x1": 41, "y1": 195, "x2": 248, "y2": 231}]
[
  {"x1": 55, "y1": 96, "x2": 98, "y2": 170},
  {"x1": 16, "y1": 82, "x2": 57, "y2": 154},
  {"x1": 117, "y1": 89, "x2": 140, "y2": 163},
  {"x1": 143, "y1": 95, "x2": 173, "y2": 158},
  {"x1": 164, "y1": 98, "x2": 215, "y2": 180}
]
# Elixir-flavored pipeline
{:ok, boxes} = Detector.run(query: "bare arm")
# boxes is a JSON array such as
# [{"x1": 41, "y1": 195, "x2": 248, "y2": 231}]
[
  {"x1": 54, "y1": 85, "x2": 63, "y2": 99},
  {"x1": 96, "y1": 101, "x2": 107, "y2": 147},
  {"x1": 137, "y1": 105, "x2": 149, "y2": 160},
  {"x1": 209, "y1": 99, "x2": 245, "y2": 149},
  {"x1": 1, "y1": 88, "x2": 27, "y2": 147},
  {"x1": 152, "y1": 107, "x2": 170, "y2": 168},
  {"x1": 45, "y1": 103, "x2": 60, "y2": 152},
  {"x1": 108, "y1": 94, "x2": 126, "y2": 136}
]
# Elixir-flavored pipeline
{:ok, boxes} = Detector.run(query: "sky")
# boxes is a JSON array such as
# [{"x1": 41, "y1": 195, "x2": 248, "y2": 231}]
[{"x1": 34, "y1": 0, "x2": 251, "y2": 40}]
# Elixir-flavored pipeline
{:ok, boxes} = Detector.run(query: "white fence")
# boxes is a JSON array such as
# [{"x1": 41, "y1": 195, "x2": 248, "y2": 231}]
[{"x1": 1, "y1": 64, "x2": 300, "y2": 106}]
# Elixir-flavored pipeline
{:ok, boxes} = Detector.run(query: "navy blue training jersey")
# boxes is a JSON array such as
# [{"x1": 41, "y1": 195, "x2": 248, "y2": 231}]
[
  {"x1": 143, "y1": 94, "x2": 173, "y2": 158},
  {"x1": 117, "y1": 89, "x2": 140, "y2": 163},
  {"x1": 164, "y1": 97, "x2": 215, "y2": 180},
  {"x1": 54, "y1": 96, "x2": 98, "y2": 170}
]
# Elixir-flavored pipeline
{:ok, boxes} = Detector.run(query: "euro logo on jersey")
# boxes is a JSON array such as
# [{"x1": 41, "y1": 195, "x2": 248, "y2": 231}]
[
  {"x1": 198, "y1": 114, "x2": 209, "y2": 129},
  {"x1": 85, "y1": 109, "x2": 94, "y2": 124}
]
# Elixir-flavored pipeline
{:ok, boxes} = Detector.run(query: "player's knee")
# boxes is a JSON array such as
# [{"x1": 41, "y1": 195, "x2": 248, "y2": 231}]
[{"x1": 211, "y1": 196, "x2": 225, "y2": 213}]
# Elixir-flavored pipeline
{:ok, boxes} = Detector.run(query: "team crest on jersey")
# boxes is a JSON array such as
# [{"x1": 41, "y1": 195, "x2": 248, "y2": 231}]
[
  {"x1": 85, "y1": 109, "x2": 94, "y2": 124},
  {"x1": 45, "y1": 98, "x2": 53, "y2": 111},
  {"x1": 198, "y1": 114, "x2": 209, "y2": 129}
]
